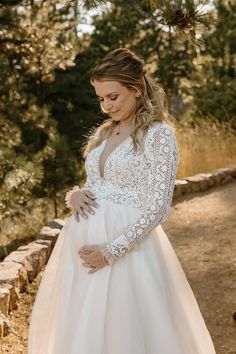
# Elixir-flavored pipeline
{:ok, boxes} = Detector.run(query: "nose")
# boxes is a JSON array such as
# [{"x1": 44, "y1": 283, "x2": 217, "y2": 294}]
[{"x1": 102, "y1": 98, "x2": 113, "y2": 111}]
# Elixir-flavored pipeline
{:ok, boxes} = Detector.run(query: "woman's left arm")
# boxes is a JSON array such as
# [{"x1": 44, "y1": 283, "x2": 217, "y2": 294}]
[{"x1": 100, "y1": 124, "x2": 179, "y2": 265}]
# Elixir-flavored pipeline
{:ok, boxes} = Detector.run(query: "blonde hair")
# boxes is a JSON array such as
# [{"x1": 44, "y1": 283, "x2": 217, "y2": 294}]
[{"x1": 82, "y1": 48, "x2": 174, "y2": 157}]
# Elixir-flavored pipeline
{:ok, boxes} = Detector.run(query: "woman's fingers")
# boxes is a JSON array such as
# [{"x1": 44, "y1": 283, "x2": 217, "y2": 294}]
[
  {"x1": 74, "y1": 211, "x2": 80, "y2": 222},
  {"x1": 83, "y1": 190, "x2": 99, "y2": 208},
  {"x1": 69, "y1": 189, "x2": 99, "y2": 219},
  {"x1": 76, "y1": 202, "x2": 96, "y2": 219},
  {"x1": 79, "y1": 251, "x2": 104, "y2": 266},
  {"x1": 84, "y1": 190, "x2": 96, "y2": 200},
  {"x1": 88, "y1": 265, "x2": 103, "y2": 274},
  {"x1": 88, "y1": 268, "x2": 97, "y2": 274},
  {"x1": 79, "y1": 253, "x2": 94, "y2": 262},
  {"x1": 80, "y1": 202, "x2": 95, "y2": 215},
  {"x1": 84, "y1": 196, "x2": 99, "y2": 209},
  {"x1": 79, "y1": 245, "x2": 97, "y2": 252},
  {"x1": 76, "y1": 206, "x2": 88, "y2": 219}
]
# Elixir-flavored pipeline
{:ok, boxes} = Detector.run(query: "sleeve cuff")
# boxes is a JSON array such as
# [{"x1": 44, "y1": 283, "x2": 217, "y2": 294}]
[
  {"x1": 99, "y1": 243, "x2": 116, "y2": 265},
  {"x1": 100, "y1": 234, "x2": 134, "y2": 265}
]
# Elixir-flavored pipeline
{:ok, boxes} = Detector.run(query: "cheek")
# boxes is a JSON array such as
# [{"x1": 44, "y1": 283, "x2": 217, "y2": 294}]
[
  {"x1": 127, "y1": 97, "x2": 137, "y2": 113},
  {"x1": 118, "y1": 95, "x2": 136, "y2": 111}
]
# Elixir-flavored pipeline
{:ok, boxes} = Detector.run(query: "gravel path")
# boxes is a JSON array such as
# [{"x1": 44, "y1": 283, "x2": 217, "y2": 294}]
[{"x1": 1, "y1": 180, "x2": 236, "y2": 354}]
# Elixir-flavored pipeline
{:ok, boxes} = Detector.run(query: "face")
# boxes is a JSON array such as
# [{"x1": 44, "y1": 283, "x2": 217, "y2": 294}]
[{"x1": 92, "y1": 80, "x2": 140, "y2": 124}]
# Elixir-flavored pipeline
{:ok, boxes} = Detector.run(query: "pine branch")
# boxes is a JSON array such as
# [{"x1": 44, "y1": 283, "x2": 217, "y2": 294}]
[
  {"x1": 132, "y1": 0, "x2": 213, "y2": 35},
  {"x1": 78, "y1": 0, "x2": 107, "y2": 10}
]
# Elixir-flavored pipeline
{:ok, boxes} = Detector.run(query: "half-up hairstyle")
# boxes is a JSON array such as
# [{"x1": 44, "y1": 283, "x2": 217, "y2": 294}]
[{"x1": 82, "y1": 48, "x2": 173, "y2": 157}]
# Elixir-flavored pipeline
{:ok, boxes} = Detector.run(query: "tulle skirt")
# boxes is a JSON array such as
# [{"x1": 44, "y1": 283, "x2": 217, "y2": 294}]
[{"x1": 28, "y1": 199, "x2": 216, "y2": 354}]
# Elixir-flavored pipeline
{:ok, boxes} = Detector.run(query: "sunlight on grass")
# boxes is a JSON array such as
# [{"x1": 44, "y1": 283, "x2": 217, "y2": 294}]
[{"x1": 176, "y1": 120, "x2": 236, "y2": 178}]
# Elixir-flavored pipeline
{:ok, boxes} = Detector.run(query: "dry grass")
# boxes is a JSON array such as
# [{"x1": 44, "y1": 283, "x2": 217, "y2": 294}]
[{"x1": 176, "y1": 118, "x2": 236, "y2": 178}]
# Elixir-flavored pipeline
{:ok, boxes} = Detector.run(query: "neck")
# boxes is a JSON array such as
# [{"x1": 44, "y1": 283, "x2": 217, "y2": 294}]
[{"x1": 116, "y1": 118, "x2": 132, "y2": 128}]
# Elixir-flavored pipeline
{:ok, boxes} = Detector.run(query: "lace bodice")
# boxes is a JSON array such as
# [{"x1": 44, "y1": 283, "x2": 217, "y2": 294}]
[{"x1": 83, "y1": 122, "x2": 179, "y2": 264}]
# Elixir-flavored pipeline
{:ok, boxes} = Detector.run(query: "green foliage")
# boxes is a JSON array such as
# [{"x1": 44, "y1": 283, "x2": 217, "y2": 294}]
[
  {"x1": 0, "y1": 146, "x2": 43, "y2": 221},
  {"x1": 39, "y1": 134, "x2": 79, "y2": 217},
  {"x1": 0, "y1": 0, "x2": 77, "y2": 118},
  {"x1": 192, "y1": 0, "x2": 236, "y2": 122},
  {"x1": 193, "y1": 76, "x2": 236, "y2": 123},
  {"x1": 0, "y1": 0, "x2": 79, "y2": 247}
]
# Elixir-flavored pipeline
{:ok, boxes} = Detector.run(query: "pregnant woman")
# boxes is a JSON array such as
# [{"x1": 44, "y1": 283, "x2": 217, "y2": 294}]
[{"x1": 28, "y1": 48, "x2": 216, "y2": 354}]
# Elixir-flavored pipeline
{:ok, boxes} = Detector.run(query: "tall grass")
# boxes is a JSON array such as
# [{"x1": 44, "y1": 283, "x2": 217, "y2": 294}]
[{"x1": 176, "y1": 117, "x2": 236, "y2": 178}]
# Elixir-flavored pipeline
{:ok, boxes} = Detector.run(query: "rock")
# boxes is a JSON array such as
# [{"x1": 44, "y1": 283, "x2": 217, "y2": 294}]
[
  {"x1": 228, "y1": 167, "x2": 236, "y2": 178},
  {"x1": 174, "y1": 179, "x2": 189, "y2": 196},
  {"x1": 217, "y1": 167, "x2": 236, "y2": 178},
  {"x1": 173, "y1": 185, "x2": 182, "y2": 198},
  {"x1": 4, "y1": 242, "x2": 50, "y2": 282},
  {"x1": 0, "y1": 262, "x2": 26, "y2": 311},
  {"x1": 185, "y1": 174, "x2": 210, "y2": 192},
  {"x1": 0, "y1": 312, "x2": 11, "y2": 337},
  {"x1": 0, "y1": 284, "x2": 12, "y2": 316},
  {"x1": 0, "y1": 262, "x2": 27, "y2": 292},
  {"x1": 211, "y1": 168, "x2": 235, "y2": 184},
  {"x1": 37, "y1": 226, "x2": 60, "y2": 245},
  {"x1": 47, "y1": 218, "x2": 65, "y2": 230},
  {"x1": 173, "y1": 167, "x2": 236, "y2": 198},
  {"x1": 35, "y1": 239, "x2": 53, "y2": 253}
]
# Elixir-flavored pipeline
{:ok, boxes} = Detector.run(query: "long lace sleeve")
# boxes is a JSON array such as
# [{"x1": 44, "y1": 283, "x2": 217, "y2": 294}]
[{"x1": 100, "y1": 124, "x2": 179, "y2": 265}]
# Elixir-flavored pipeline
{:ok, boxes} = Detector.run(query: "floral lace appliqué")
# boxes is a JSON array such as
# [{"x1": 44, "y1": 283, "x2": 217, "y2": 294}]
[{"x1": 83, "y1": 123, "x2": 179, "y2": 264}]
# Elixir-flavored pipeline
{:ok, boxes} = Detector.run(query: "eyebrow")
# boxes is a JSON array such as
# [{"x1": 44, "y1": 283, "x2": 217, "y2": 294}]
[{"x1": 96, "y1": 92, "x2": 119, "y2": 98}]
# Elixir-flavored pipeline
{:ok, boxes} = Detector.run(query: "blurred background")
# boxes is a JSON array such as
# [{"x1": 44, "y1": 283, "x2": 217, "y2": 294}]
[{"x1": 0, "y1": 0, "x2": 235, "y2": 259}]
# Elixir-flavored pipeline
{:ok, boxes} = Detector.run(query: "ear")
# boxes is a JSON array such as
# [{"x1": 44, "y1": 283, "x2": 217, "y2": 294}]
[
  {"x1": 129, "y1": 85, "x2": 141, "y2": 98},
  {"x1": 132, "y1": 87, "x2": 141, "y2": 98}
]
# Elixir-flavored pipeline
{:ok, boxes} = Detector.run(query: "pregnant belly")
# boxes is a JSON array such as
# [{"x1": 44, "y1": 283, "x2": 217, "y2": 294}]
[{"x1": 67, "y1": 199, "x2": 142, "y2": 253}]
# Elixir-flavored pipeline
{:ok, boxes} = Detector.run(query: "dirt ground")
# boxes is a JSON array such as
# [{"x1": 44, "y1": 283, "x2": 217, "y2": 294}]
[{"x1": 1, "y1": 180, "x2": 236, "y2": 354}]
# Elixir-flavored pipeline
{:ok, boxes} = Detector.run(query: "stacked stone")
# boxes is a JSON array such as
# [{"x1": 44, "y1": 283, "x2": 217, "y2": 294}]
[
  {"x1": 0, "y1": 219, "x2": 65, "y2": 337},
  {"x1": 173, "y1": 167, "x2": 236, "y2": 198}
]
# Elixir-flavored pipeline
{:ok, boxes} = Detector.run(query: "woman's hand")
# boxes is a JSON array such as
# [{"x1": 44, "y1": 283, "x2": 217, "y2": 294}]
[
  {"x1": 66, "y1": 188, "x2": 99, "y2": 222},
  {"x1": 78, "y1": 245, "x2": 108, "y2": 274}
]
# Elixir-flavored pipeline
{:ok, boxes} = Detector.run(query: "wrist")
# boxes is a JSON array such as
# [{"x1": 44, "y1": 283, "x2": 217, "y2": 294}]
[
  {"x1": 99, "y1": 242, "x2": 116, "y2": 265},
  {"x1": 99, "y1": 234, "x2": 134, "y2": 265}
]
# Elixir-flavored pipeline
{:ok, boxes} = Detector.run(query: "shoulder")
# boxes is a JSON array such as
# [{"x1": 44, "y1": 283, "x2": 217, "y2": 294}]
[
  {"x1": 143, "y1": 122, "x2": 178, "y2": 161},
  {"x1": 145, "y1": 122, "x2": 176, "y2": 145}
]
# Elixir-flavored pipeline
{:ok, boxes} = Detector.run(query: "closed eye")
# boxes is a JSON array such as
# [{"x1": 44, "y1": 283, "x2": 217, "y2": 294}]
[{"x1": 98, "y1": 96, "x2": 118, "y2": 102}]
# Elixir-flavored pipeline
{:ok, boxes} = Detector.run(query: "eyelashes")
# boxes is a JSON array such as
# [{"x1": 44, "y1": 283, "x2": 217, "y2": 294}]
[{"x1": 98, "y1": 96, "x2": 118, "y2": 102}]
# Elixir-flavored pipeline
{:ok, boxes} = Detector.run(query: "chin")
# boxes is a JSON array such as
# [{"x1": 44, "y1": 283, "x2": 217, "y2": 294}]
[{"x1": 110, "y1": 116, "x2": 121, "y2": 121}]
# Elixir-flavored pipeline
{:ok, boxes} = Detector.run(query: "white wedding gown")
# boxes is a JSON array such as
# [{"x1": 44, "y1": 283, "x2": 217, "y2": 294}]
[{"x1": 28, "y1": 123, "x2": 216, "y2": 354}]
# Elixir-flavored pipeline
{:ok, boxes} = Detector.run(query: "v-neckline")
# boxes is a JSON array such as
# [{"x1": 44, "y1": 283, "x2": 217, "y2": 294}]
[{"x1": 98, "y1": 135, "x2": 131, "y2": 179}]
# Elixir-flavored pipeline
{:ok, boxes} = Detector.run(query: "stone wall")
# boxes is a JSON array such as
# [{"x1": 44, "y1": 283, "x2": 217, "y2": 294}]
[{"x1": 0, "y1": 167, "x2": 236, "y2": 337}]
